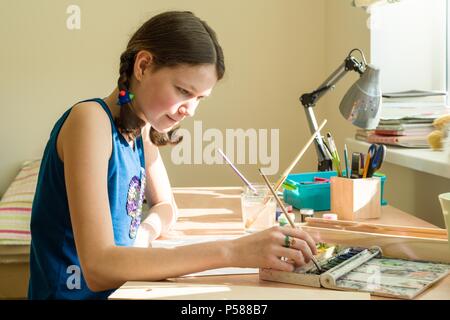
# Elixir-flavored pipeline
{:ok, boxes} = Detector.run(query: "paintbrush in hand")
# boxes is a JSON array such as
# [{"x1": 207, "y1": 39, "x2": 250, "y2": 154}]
[{"x1": 259, "y1": 169, "x2": 322, "y2": 272}]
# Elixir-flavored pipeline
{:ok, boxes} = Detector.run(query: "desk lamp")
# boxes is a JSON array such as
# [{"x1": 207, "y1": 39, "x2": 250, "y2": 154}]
[{"x1": 300, "y1": 48, "x2": 382, "y2": 171}]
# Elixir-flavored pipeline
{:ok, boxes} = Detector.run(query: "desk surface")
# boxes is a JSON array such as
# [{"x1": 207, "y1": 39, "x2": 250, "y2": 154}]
[{"x1": 111, "y1": 187, "x2": 450, "y2": 300}]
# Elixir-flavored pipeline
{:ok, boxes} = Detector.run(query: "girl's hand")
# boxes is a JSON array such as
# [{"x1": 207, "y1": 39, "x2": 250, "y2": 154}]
[{"x1": 229, "y1": 226, "x2": 318, "y2": 272}]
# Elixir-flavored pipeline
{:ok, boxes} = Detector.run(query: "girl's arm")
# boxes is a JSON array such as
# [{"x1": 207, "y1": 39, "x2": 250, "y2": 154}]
[
  {"x1": 60, "y1": 103, "x2": 317, "y2": 292},
  {"x1": 134, "y1": 124, "x2": 178, "y2": 246}
]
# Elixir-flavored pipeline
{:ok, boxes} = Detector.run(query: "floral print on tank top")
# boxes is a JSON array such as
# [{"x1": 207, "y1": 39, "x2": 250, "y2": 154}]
[{"x1": 126, "y1": 167, "x2": 146, "y2": 239}]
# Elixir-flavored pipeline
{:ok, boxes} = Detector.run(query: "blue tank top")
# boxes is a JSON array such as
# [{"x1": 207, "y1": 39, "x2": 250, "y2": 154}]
[{"x1": 28, "y1": 98, "x2": 146, "y2": 299}]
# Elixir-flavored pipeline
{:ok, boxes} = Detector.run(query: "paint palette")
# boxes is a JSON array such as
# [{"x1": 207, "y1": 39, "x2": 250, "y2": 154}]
[
  {"x1": 308, "y1": 247, "x2": 366, "y2": 275},
  {"x1": 260, "y1": 245, "x2": 450, "y2": 299}
]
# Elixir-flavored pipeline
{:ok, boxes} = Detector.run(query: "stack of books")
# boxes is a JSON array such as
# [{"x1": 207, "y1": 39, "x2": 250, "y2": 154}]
[
  {"x1": 356, "y1": 121, "x2": 434, "y2": 148},
  {"x1": 354, "y1": 93, "x2": 449, "y2": 148}
]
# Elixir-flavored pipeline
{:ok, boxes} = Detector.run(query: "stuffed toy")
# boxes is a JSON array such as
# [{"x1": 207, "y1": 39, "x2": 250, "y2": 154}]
[{"x1": 427, "y1": 114, "x2": 450, "y2": 150}]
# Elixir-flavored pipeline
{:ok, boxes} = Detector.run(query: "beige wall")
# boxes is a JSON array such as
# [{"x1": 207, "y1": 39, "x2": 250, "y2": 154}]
[
  {"x1": 1, "y1": 0, "x2": 447, "y2": 227},
  {"x1": 323, "y1": 0, "x2": 449, "y2": 228},
  {"x1": 0, "y1": 0, "x2": 326, "y2": 195}
]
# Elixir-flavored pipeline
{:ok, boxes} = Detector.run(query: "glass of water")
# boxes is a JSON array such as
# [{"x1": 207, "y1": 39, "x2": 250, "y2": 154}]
[{"x1": 240, "y1": 184, "x2": 276, "y2": 233}]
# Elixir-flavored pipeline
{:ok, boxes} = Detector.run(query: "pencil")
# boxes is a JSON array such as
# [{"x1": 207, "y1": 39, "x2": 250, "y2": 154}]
[
  {"x1": 362, "y1": 152, "x2": 371, "y2": 178},
  {"x1": 259, "y1": 169, "x2": 323, "y2": 272}
]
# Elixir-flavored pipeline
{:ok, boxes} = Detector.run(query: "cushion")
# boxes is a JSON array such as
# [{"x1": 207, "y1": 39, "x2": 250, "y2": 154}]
[{"x1": 0, "y1": 159, "x2": 40, "y2": 245}]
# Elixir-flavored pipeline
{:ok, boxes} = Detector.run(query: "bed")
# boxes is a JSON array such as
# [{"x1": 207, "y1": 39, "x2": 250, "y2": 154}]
[{"x1": 0, "y1": 245, "x2": 30, "y2": 298}]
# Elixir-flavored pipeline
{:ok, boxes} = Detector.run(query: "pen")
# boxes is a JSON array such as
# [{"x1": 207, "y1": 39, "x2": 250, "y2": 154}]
[
  {"x1": 322, "y1": 139, "x2": 334, "y2": 162},
  {"x1": 326, "y1": 133, "x2": 342, "y2": 177},
  {"x1": 351, "y1": 152, "x2": 360, "y2": 179}
]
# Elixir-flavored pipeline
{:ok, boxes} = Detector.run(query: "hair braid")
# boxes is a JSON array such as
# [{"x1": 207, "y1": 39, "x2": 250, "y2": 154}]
[{"x1": 114, "y1": 51, "x2": 145, "y2": 142}]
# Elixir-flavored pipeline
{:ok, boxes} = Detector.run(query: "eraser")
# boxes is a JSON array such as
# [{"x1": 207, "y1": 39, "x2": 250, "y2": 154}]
[
  {"x1": 323, "y1": 213, "x2": 338, "y2": 220},
  {"x1": 282, "y1": 179, "x2": 298, "y2": 191}
]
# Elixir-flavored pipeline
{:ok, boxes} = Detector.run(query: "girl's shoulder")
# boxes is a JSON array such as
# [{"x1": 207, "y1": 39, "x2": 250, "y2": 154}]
[
  {"x1": 57, "y1": 100, "x2": 113, "y2": 160},
  {"x1": 66, "y1": 100, "x2": 112, "y2": 132},
  {"x1": 71, "y1": 99, "x2": 111, "y2": 119}
]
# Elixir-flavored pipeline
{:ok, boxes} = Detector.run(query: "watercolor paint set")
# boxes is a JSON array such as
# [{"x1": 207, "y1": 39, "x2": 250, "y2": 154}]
[{"x1": 260, "y1": 245, "x2": 450, "y2": 299}]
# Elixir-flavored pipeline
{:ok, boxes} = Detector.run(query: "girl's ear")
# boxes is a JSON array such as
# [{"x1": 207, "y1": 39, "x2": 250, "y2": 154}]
[{"x1": 134, "y1": 50, "x2": 154, "y2": 81}]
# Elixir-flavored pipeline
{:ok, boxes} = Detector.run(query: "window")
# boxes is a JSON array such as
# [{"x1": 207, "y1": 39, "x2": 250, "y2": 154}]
[{"x1": 369, "y1": 0, "x2": 447, "y2": 106}]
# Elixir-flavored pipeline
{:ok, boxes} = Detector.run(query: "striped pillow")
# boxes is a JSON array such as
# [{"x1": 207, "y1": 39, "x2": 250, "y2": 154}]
[{"x1": 0, "y1": 159, "x2": 41, "y2": 245}]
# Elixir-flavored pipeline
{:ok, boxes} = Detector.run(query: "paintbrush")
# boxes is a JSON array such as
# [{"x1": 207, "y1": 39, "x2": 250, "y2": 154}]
[
  {"x1": 217, "y1": 148, "x2": 258, "y2": 194},
  {"x1": 254, "y1": 119, "x2": 328, "y2": 212},
  {"x1": 259, "y1": 169, "x2": 322, "y2": 272},
  {"x1": 245, "y1": 119, "x2": 328, "y2": 230}
]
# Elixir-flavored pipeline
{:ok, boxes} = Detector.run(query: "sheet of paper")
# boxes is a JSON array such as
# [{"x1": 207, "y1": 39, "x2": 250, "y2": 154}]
[
  {"x1": 380, "y1": 104, "x2": 449, "y2": 120},
  {"x1": 109, "y1": 281, "x2": 371, "y2": 300}
]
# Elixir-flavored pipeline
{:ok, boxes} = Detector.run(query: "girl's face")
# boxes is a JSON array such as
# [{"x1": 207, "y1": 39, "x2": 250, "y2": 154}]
[{"x1": 131, "y1": 54, "x2": 218, "y2": 133}]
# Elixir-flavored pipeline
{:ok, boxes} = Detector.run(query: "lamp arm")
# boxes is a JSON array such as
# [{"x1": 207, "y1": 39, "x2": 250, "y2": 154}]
[
  {"x1": 300, "y1": 56, "x2": 365, "y2": 108},
  {"x1": 299, "y1": 53, "x2": 366, "y2": 171}
]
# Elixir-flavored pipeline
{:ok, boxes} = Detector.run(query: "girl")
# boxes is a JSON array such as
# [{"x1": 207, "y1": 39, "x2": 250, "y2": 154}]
[{"x1": 28, "y1": 11, "x2": 317, "y2": 300}]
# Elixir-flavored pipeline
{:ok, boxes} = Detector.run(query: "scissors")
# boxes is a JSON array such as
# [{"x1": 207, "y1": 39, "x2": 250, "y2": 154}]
[{"x1": 367, "y1": 144, "x2": 386, "y2": 178}]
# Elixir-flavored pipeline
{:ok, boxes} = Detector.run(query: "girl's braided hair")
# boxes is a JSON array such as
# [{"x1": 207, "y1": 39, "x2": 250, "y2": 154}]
[{"x1": 115, "y1": 11, "x2": 225, "y2": 146}]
